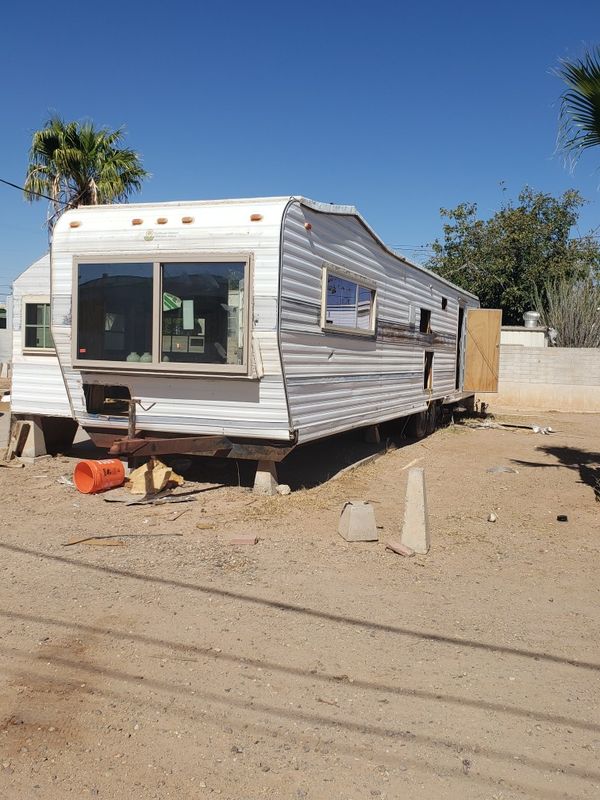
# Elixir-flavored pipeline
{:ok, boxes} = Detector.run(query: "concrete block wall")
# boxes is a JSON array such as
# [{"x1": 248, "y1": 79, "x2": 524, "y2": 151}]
[{"x1": 479, "y1": 345, "x2": 600, "y2": 413}]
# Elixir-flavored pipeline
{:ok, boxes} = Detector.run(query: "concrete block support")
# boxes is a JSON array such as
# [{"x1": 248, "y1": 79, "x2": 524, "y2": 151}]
[
  {"x1": 18, "y1": 415, "x2": 48, "y2": 462},
  {"x1": 253, "y1": 460, "x2": 278, "y2": 496},
  {"x1": 400, "y1": 467, "x2": 430, "y2": 554},
  {"x1": 338, "y1": 501, "x2": 378, "y2": 542},
  {"x1": 364, "y1": 424, "x2": 381, "y2": 444}
]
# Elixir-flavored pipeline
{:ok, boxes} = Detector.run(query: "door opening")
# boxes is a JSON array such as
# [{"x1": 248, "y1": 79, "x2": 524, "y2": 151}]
[
  {"x1": 455, "y1": 306, "x2": 465, "y2": 389},
  {"x1": 424, "y1": 351, "x2": 434, "y2": 391}
]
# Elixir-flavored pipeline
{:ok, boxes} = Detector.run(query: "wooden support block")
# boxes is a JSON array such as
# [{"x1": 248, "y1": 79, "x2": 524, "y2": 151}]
[{"x1": 6, "y1": 420, "x2": 31, "y2": 461}]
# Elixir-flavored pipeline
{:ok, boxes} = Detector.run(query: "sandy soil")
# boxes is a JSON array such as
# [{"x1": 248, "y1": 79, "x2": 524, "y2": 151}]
[{"x1": 0, "y1": 410, "x2": 599, "y2": 800}]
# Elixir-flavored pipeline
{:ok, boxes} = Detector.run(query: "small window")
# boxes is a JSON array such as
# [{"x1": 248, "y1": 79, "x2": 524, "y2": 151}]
[
  {"x1": 24, "y1": 302, "x2": 53, "y2": 350},
  {"x1": 0, "y1": 309, "x2": 6, "y2": 330},
  {"x1": 424, "y1": 351, "x2": 434, "y2": 390},
  {"x1": 441, "y1": 297, "x2": 448, "y2": 310},
  {"x1": 322, "y1": 266, "x2": 376, "y2": 335},
  {"x1": 420, "y1": 308, "x2": 431, "y2": 334}
]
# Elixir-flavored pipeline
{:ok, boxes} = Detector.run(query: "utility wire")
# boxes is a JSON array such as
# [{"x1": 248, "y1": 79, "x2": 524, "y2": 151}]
[{"x1": 0, "y1": 177, "x2": 75, "y2": 208}]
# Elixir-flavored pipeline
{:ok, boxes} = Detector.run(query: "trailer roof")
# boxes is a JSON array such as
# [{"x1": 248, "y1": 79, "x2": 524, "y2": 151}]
[{"x1": 56, "y1": 195, "x2": 479, "y2": 301}]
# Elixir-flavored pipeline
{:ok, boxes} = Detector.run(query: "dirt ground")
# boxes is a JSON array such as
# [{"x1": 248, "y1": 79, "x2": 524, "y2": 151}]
[{"x1": 0, "y1": 408, "x2": 599, "y2": 800}]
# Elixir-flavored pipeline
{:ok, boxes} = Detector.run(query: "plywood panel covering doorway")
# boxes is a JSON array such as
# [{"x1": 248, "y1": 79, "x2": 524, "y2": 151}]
[{"x1": 463, "y1": 309, "x2": 502, "y2": 392}]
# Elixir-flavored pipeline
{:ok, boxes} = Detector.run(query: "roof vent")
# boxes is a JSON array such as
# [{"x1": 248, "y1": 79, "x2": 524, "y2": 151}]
[{"x1": 523, "y1": 311, "x2": 540, "y2": 328}]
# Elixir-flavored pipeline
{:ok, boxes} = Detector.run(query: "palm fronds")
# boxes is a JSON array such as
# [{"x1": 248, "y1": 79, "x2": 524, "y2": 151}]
[
  {"x1": 24, "y1": 116, "x2": 149, "y2": 229},
  {"x1": 556, "y1": 48, "x2": 600, "y2": 160}
]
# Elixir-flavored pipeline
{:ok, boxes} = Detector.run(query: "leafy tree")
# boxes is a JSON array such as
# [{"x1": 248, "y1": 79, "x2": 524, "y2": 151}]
[
  {"x1": 426, "y1": 187, "x2": 600, "y2": 324},
  {"x1": 24, "y1": 116, "x2": 148, "y2": 230},
  {"x1": 556, "y1": 47, "x2": 600, "y2": 161}
]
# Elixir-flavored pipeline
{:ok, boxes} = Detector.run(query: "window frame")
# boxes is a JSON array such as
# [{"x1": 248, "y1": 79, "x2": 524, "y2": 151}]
[
  {"x1": 22, "y1": 296, "x2": 55, "y2": 355},
  {"x1": 0, "y1": 307, "x2": 6, "y2": 330},
  {"x1": 71, "y1": 253, "x2": 253, "y2": 375},
  {"x1": 320, "y1": 262, "x2": 377, "y2": 337}
]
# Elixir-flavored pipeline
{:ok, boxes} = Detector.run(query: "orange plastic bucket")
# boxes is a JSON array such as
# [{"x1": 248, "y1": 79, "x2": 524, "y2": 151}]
[{"x1": 73, "y1": 458, "x2": 125, "y2": 494}]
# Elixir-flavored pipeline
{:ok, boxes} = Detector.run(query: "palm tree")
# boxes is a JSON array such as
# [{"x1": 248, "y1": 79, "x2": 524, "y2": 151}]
[
  {"x1": 24, "y1": 116, "x2": 149, "y2": 230},
  {"x1": 556, "y1": 47, "x2": 600, "y2": 162}
]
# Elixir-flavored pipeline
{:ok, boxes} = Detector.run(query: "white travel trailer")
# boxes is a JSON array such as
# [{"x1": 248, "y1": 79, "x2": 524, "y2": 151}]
[
  {"x1": 10, "y1": 254, "x2": 77, "y2": 452},
  {"x1": 16, "y1": 197, "x2": 501, "y2": 474},
  {"x1": 0, "y1": 300, "x2": 11, "y2": 367}
]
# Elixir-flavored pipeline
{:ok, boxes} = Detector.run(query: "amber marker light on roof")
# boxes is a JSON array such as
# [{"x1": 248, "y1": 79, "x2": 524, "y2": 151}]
[
  {"x1": 250, "y1": 213, "x2": 263, "y2": 221},
  {"x1": 69, "y1": 220, "x2": 81, "y2": 228},
  {"x1": 181, "y1": 216, "x2": 194, "y2": 224},
  {"x1": 132, "y1": 218, "x2": 143, "y2": 225},
  {"x1": 157, "y1": 217, "x2": 168, "y2": 225}
]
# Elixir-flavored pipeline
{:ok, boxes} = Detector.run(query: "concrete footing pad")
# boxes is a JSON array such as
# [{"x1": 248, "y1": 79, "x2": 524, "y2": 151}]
[
  {"x1": 21, "y1": 416, "x2": 48, "y2": 461},
  {"x1": 338, "y1": 501, "x2": 378, "y2": 542},
  {"x1": 253, "y1": 460, "x2": 278, "y2": 495},
  {"x1": 364, "y1": 424, "x2": 381, "y2": 444},
  {"x1": 400, "y1": 467, "x2": 430, "y2": 554}
]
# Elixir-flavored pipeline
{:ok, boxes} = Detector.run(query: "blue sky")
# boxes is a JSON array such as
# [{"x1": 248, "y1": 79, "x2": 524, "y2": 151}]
[{"x1": 1, "y1": 0, "x2": 599, "y2": 297}]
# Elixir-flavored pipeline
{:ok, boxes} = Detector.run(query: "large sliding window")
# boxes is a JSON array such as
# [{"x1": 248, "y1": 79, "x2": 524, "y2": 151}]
[{"x1": 75, "y1": 258, "x2": 249, "y2": 373}]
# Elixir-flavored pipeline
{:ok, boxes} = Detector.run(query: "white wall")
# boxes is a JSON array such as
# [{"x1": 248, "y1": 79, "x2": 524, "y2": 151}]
[
  {"x1": 11, "y1": 254, "x2": 73, "y2": 417},
  {"x1": 480, "y1": 345, "x2": 600, "y2": 413},
  {"x1": 500, "y1": 327, "x2": 548, "y2": 347},
  {"x1": 0, "y1": 300, "x2": 12, "y2": 363}
]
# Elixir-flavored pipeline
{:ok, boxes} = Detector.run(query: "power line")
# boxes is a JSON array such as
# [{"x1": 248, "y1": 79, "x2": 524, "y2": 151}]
[{"x1": 0, "y1": 177, "x2": 75, "y2": 208}]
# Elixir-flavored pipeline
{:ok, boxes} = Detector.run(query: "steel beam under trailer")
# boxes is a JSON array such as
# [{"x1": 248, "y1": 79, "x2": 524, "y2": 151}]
[{"x1": 104, "y1": 432, "x2": 294, "y2": 462}]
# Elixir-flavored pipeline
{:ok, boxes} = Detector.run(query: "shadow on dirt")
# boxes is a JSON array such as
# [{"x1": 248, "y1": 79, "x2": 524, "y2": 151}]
[
  {"x1": 64, "y1": 418, "x2": 421, "y2": 491},
  {"x1": 512, "y1": 445, "x2": 600, "y2": 500},
  {"x1": 1, "y1": 539, "x2": 599, "y2": 674}
]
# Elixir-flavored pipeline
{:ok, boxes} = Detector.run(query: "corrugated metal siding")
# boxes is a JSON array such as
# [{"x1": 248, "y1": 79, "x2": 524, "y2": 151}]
[
  {"x1": 11, "y1": 255, "x2": 73, "y2": 417},
  {"x1": 50, "y1": 199, "x2": 292, "y2": 440},
  {"x1": 280, "y1": 202, "x2": 479, "y2": 443}
]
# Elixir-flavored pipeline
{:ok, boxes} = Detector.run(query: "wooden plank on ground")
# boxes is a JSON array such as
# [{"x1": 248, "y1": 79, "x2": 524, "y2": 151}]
[{"x1": 6, "y1": 421, "x2": 30, "y2": 461}]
